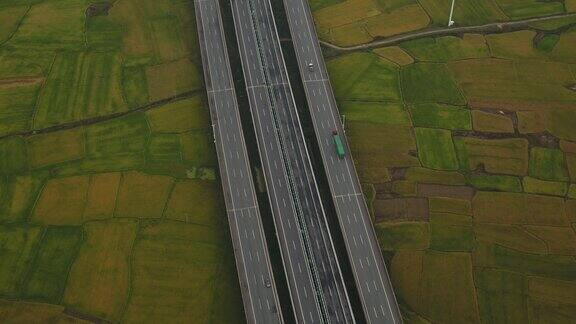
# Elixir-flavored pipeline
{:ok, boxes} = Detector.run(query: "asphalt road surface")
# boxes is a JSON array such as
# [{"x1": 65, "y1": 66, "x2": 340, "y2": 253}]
[
  {"x1": 194, "y1": 1, "x2": 283, "y2": 323},
  {"x1": 230, "y1": 0, "x2": 355, "y2": 322},
  {"x1": 281, "y1": 0, "x2": 404, "y2": 322}
]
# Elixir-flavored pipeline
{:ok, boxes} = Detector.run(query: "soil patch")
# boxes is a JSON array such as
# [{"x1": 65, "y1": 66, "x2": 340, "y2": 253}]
[
  {"x1": 374, "y1": 182, "x2": 394, "y2": 200},
  {"x1": 452, "y1": 130, "x2": 517, "y2": 140},
  {"x1": 532, "y1": 31, "x2": 546, "y2": 47},
  {"x1": 0, "y1": 77, "x2": 43, "y2": 87},
  {"x1": 63, "y1": 307, "x2": 107, "y2": 323},
  {"x1": 388, "y1": 167, "x2": 407, "y2": 181},
  {"x1": 525, "y1": 132, "x2": 560, "y2": 149},
  {"x1": 374, "y1": 197, "x2": 429, "y2": 222},
  {"x1": 469, "y1": 99, "x2": 576, "y2": 112},
  {"x1": 86, "y1": 2, "x2": 112, "y2": 17},
  {"x1": 418, "y1": 184, "x2": 475, "y2": 200},
  {"x1": 453, "y1": 130, "x2": 560, "y2": 149}
]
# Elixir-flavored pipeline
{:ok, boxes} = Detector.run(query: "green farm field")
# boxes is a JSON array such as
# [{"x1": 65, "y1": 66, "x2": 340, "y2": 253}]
[
  {"x1": 325, "y1": 9, "x2": 576, "y2": 323},
  {"x1": 310, "y1": 0, "x2": 576, "y2": 46},
  {"x1": 0, "y1": 0, "x2": 242, "y2": 323}
]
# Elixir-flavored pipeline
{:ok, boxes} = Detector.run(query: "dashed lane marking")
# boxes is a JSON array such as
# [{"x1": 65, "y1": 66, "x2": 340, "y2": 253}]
[{"x1": 333, "y1": 192, "x2": 362, "y2": 199}]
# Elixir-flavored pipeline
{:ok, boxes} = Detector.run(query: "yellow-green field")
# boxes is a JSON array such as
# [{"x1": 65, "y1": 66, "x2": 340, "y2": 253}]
[
  {"x1": 327, "y1": 22, "x2": 576, "y2": 322},
  {"x1": 310, "y1": 0, "x2": 574, "y2": 46},
  {"x1": 0, "y1": 0, "x2": 242, "y2": 323}
]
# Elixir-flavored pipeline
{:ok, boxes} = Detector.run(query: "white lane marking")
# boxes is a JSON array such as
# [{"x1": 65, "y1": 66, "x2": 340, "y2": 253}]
[
  {"x1": 304, "y1": 79, "x2": 329, "y2": 83},
  {"x1": 226, "y1": 206, "x2": 258, "y2": 213},
  {"x1": 333, "y1": 192, "x2": 362, "y2": 199},
  {"x1": 207, "y1": 87, "x2": 234, "y2": 93},
  {"x1": 247, "y1": 82, "x2": 289, "y2": 89}
]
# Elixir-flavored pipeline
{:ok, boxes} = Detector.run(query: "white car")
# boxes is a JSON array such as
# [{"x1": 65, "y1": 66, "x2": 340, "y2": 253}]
[{"x1": 308, "y1": 63, "x2": 314, "y2": 71}]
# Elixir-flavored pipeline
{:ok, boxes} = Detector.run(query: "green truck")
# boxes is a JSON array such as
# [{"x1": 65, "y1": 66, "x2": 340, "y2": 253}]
[{"x1": 332, "y1": 130, "x2": 345, "y2": 159}]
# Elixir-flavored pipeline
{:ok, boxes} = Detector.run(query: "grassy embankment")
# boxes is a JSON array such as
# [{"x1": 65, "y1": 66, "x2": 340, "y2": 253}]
[{"x1": 0, "y1": 0, "x2": 243, "y2": 322}]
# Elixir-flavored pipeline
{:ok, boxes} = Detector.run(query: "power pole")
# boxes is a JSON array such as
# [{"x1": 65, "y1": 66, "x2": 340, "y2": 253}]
[{"x1": 448, "y1": 0, "x2": 456, "y2": 26}]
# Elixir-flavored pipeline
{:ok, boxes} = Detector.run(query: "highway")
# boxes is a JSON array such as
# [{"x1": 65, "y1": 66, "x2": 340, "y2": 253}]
[
  {"x1": 230, "y1": 0, "x2": 355, "y2": 322},
  {"x1": 193, "y1": 1, "x2": 283, "y2": 323},
  {"x1": 281, "y1": 0, "x2": 404, "y2": 322}
]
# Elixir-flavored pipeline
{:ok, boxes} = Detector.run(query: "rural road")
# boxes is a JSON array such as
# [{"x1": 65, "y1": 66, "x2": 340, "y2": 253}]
[
  {"x1": 282, "y1": 0, "x2": 404, "y2": 322},
  {"x1": 194, "y1": 0, "x2": 282, "y2": 323},
  {"x1": 319, "y1": 12, "x2": 576, "y2": 52},
  {"x1": 231, "y1": 0, "x2": 355, "y2": 321}
]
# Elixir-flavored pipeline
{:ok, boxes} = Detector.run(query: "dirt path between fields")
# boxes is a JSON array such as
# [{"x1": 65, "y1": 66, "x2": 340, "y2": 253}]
[
  {"x1": 319, "y1": 12, "x2": 576, "y2": 52},
  {"x1": 0, "y1": 89, "x2": 203, "y2": 140}
]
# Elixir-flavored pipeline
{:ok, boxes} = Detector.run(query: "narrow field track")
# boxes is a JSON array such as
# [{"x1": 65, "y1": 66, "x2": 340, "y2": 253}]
[{"x1": 320, "y1": 12, "x2": 576, "y2": 52}]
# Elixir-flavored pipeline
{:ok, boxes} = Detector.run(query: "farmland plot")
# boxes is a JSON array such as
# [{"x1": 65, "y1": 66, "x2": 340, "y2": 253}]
[
  {"x1": 310, "y1": 0, "x2": 569, "y2": 46},
  {"x1": 0, "y1": 0, "x2": 242, "y2": 322},
  {"x1": 326, "y1": 18, "x2": 576, "y2": 321}
]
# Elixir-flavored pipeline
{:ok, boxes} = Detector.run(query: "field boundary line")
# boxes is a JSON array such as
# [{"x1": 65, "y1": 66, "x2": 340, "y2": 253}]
[
  {"x1": 0, "y1": 89, "x2": 204, "y2": 141},
  {"x1": 0, "y1": 5, "x2": 32, "y2": 47},
  {"x1": 319, "y1": 12, "x2": 576, "y2": 52}
]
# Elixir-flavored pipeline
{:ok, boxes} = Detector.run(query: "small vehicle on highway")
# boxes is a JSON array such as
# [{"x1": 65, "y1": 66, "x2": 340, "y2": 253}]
[
  {"x1": 332, "y1": 130, "x2": 345, "y2": 159},
  {"x1": 308, "y1": 62, "x2": 314, "y2": 71},
  {"x1": 265, "y1": 278, "x2": 271, "y2": 288}
]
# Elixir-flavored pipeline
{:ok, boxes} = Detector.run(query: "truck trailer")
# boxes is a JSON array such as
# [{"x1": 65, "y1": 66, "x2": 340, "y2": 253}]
[{"x1": 332, "y1": 130, "x2": 345, "y2": 159}]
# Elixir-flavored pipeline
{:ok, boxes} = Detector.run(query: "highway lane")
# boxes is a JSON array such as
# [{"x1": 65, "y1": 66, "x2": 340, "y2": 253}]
[
  {"x1": 230, "y1": 1, "x2": 322, "y2": 322},
  {"x1": 281, "y1": 0, "x2": 404, "y2": 323},
  {"x1": 230, "y1": 0, "x2": 355, "y2": 322},
  {"x1": 194, "y1": 1, "x2": 282, "y2": 323}
]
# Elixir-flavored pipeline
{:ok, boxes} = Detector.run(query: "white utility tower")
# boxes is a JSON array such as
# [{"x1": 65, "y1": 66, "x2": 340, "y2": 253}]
[{"x1": 448, "y1": 0, "x2": 456, "y2": 26}]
